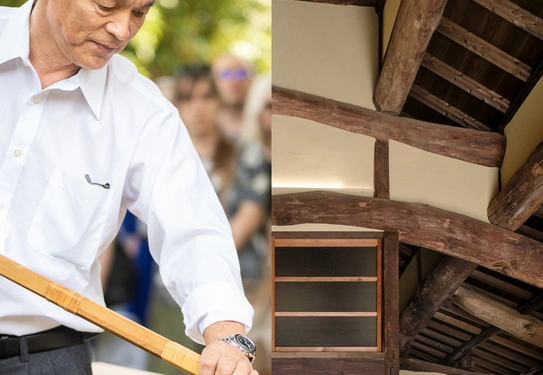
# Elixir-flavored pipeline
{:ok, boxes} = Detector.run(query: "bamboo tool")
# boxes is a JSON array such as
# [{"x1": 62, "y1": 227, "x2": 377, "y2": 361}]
[{"x1": 0, "y1": 254, "x2": 200, "y2": 375}]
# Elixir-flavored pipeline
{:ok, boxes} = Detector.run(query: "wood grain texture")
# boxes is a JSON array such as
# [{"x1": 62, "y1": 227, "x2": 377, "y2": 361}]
[
  {"x1": 421, "y1": 53, "x2": 511, "y2": 113},
  {"x1": 436, "y1": 17, "x2": 532, "y2": 82},
  {"x1": 374, "y1": 139, "x2": 390, "y2": 199},
  {"x1": 472, "y1": 0, "x2": 543, "y2": 41},
  {"x1": 399, "y1": 256, "x2": 478, "y2": 355},
  {"x1": 442, "y1": 292, "x2": 543, "y2": 365},
  {"x1": 488, "y1": 140, "x2": 543, "y2": 231},
  {"x1": 0, "y1": 254, "x2": 200, "y2": 375},
  {"x1": 451, "y1": 284, "x2": 543, "y2": 347},
  {"x1": 272, "y1": 191, "x2": 543, "y2": 288},
  {"x1": 410, "y1": 84, "x2": 492, "y2": 130},
  {"x1": 273, "y1": 86, "x2": 506, "y2": 167},
  {"x1": 374, "y1": 0, "x2": 448, "y2": 114},
  {"x1": 383, "y1": 232, "x2": 400, "y2": 375},
  {"x1": 272, "y1": 357, "x2": 385, "y2": 374},
  {"x1": 401, "y1": 357, "x2": 492, "y2": 374}
]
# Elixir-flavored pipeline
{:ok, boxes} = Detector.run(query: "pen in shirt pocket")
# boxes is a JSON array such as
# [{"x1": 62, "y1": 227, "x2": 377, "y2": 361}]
[{"x1": 85, "y1": 174, "x2": 110, "y2": 189}]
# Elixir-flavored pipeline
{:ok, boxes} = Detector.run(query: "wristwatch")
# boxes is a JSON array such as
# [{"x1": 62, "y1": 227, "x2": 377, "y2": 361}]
[{"x1": 217, "y1": 334, "x2": 257, "y2": 363}]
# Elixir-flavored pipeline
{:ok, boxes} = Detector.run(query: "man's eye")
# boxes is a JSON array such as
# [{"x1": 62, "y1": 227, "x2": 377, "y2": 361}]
[
  {"x1": 133, "y1": 10, "x2": 147, "y2": 18},
  {"x1": 96, "y1": 2, "x2": 115, "y2": 11}
]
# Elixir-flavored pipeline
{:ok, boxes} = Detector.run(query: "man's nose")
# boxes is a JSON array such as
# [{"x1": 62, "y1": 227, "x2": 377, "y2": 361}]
[{"x1": 105, "y1": 11, "x2": 131, "y2": 41}]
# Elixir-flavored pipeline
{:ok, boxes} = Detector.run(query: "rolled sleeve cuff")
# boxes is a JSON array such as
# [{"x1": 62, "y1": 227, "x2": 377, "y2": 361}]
[{"x1": 182, "y1": 282, "x2": 254, "y2": 345}]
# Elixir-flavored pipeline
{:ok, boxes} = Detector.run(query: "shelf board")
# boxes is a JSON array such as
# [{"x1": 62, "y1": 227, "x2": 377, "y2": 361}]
[
  {"x1": 271, "y1": 351, "x2": 385, "y2": 358},
  {"x1": 273, "y1": 347, "x2": 379, "y2": 352},
  {"x1": 274, "y1": 238, "x2": 379, "y2": 247},
  {"x1": 275, "y1": 276, "x2": 377, "y2": 282},
  {"x1": 275, "y1": 312, "x2": 377, "y2": 317}
]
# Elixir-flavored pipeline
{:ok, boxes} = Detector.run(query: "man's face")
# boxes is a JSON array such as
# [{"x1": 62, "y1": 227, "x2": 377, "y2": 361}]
[
  {"x1": 44, "y1": 0, "x2": 154, "y2": 70},
  {"x1": 212, "y1": 56, "x2": 252, "y2": 107}
]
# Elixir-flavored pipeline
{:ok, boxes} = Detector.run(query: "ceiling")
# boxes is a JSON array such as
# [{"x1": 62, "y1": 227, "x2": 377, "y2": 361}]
[{"x1": 272, "y1": 0, "x2": 543, "y2": 374}]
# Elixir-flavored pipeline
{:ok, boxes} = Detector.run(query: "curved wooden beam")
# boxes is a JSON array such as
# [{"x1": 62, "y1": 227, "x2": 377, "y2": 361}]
[
  {"x1": 272, "y1": 87, "x2": 506, "y2": 167},
  {"x1": 272, "y1": 191, "x2": 543, "y2": 288}
]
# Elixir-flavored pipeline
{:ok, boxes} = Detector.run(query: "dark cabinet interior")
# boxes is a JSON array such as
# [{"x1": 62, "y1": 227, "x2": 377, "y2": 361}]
[{"x1": 271, "y1": 231, "x2": 399, "y2": 375}]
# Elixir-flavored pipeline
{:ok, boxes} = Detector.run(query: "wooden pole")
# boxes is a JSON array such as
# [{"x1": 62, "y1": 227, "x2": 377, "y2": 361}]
[
  {"x1": 374, "y1": 0, "x2": 448, "y2": 114},
  {"x1": 0, "y1": 254, "x2": 200, "y2": 375}
]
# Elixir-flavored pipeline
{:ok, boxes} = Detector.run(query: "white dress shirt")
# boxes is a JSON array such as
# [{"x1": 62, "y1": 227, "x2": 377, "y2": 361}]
[{"x1": 0, "y1": 1, "x2": 253, "y2": 344}]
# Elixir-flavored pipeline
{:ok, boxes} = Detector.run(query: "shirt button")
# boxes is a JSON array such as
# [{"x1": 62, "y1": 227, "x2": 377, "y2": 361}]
[
  {"x1": 13, "y1": 150, "x2": 21, "y2": 158},
  {"x1": 33, "y1": 96, "x2": 41, "y2": 104},
  {"x1": 22, "y1": 60, "x2": 29, "y2": 67}
]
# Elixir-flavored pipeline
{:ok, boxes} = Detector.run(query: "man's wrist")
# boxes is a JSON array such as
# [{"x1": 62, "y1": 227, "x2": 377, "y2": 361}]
[{"x1": 203, "y1": 321, "x2": 246, "y2": 344}]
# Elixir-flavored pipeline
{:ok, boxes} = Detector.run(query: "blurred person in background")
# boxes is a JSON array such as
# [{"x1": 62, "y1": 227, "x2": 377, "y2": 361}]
[
  {"x1": 212, "y1": 54, "x2": 254, "y2": 143},
  {"x1": 233, "y1": 72, "x2": 272, "y2": 375}
]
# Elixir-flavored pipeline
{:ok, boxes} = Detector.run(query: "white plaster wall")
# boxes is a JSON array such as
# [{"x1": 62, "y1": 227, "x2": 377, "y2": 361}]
[
  {"x1": 272, "y1": 0, "x2": 379, "y2": 109},
  {"x1": 389, "y1": 141, "x2": 499, "y2": 222},
  {"x1": 272, "y1": 114, "x2": 375, "y2": 192}
]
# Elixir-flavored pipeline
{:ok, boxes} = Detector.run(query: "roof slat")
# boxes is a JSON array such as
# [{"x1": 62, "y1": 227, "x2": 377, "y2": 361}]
[{"x1": 437, "y1": 17, "x2": 532, "y2": 82}]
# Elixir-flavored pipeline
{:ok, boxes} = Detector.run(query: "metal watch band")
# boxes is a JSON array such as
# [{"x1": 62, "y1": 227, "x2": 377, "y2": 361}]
[{"x1": 217, "y1": 334, "x2": 256, "y2": 363}]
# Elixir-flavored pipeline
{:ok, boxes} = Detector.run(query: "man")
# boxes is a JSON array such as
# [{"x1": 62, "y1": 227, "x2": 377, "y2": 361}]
[
  {"x1": 211, "y1": 54, "x2": 254, "y2": 142},
  {"x1": 0, "y1": 1, "x2": 258, "y2": 374}
]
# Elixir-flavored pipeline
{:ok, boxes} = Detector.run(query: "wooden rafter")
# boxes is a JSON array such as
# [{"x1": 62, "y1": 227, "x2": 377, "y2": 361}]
[
  {"x1": 272, "y1": 191, "x2": 543, "y2": 288},
  {"x1": 399, "y1": 256, "x2": 478, "y2": 355},
  {"x1": 472, "y1": 0, "x2": 543, "y2": 41},
  {"x1": 272, "y1": 87, "x2": 506, "y2": 167},
  {"x1": 451, "y1": 284, "x2": 543, "y2": 347},
  {"x1": 409, "y1": 84, "x2": 492, "y2": 131},
  {"x1": 488, "y1": 140, "x2": 543, "y2": 231},
  {"x1": 441, "y1": 292, "x2": 543, "y2": 365},
  {"x1": 374, "y1": 0, "x2": 448, "y2": 114},
  {"x1": 436, "y1": 17, "x2": 532, "y2": 82},
  {"x1": 400, "y1": 357, "x2": 492, "y2": 375},
  {"x1": 421, "y1": 53, "x2": 511, "y2": 113}
]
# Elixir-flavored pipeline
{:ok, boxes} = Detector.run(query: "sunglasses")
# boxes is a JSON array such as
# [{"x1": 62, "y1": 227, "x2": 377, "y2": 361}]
[{"x1": 218, "y1": 68, "x2": 250, "y2": 81}]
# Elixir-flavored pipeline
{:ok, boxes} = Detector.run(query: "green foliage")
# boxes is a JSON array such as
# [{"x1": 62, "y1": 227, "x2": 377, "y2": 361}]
[{"x1": 2, "y1": 0, "x2": 271, "y2": 78}]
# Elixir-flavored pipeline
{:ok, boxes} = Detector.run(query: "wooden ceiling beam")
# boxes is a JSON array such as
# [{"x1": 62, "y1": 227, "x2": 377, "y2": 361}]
[
  {"x1": 292, "y1": 0, "x2": 376, "y2": 5},
  {"x1": 400, "y1": 357, "x2": 492, "y2": 375},
  {"x1": 409, "y1": 84, "x2": 492, "y2": 131},
  {"x1": 436, "y1": 17, "x2": 532, "y2": 82},
  {"x1": 472, "y1": 347, "x2": 530, "y2": 373},
  {"x1": 272, "y1": 191, "x2": 543, "y2": 288},
  {"x1": 421, "y1": 53, "x2": 511, "y2": 113},
  {"x1": 399, "y1": 256, "x2": 477, "y2": 355},
  {"x1": 472, "y1": 0, "x2": 543, "y2": 41},
  {"x1": 272, "y1": 86, "x2": 506, "y2": 167},
  {"x1": 373, "y1": 0, "x2": 448, "y2": 114},
  {"x1": 451, "y1": 284, "x2": 543, "y2": 347},
  {"x1": 488, "y1": 140, "x2": 543, "y2": 231}
]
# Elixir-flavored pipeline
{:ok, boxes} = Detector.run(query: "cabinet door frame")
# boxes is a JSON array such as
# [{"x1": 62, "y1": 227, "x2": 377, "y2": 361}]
[{"x1": 271, "y1": 231, "x2": 399, "y2": 375}]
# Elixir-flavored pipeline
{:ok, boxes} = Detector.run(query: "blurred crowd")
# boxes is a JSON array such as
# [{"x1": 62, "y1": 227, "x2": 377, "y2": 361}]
[{"x1": 92, "y1": 54, "x2": 272, "y2": 375}]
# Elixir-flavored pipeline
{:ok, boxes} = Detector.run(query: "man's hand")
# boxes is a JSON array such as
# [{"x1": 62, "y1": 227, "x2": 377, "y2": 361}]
[{"x1": 200, "y1": 321, "x2": 259, "y2": 375}]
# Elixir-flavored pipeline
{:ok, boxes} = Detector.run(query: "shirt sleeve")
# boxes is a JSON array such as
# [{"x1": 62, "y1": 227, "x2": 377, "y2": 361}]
[{"x1": 122, "y1": 103, "x2": 254, "y2": 344}]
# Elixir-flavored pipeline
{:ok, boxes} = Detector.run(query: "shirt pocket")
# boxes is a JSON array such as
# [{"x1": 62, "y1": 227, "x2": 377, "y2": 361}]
[{"x1": 28, "y1": 166, "x2": 113, "y2": 269}]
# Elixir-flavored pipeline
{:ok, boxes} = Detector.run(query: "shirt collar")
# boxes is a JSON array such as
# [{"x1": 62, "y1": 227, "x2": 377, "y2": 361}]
[{"x1": 0, "y1": 0, "x2": 107, "y2": 120}]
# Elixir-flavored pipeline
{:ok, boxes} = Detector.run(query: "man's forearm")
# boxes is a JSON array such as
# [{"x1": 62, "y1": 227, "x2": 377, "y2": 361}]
[{"x1": 203, "y1": 321, "x2": 246, "y2": 344}]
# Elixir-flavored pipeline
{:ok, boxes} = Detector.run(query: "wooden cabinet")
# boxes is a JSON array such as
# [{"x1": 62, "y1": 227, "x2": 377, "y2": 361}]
[{"x1": 271, "y1": 232, "x2": 399, "y2": 375}]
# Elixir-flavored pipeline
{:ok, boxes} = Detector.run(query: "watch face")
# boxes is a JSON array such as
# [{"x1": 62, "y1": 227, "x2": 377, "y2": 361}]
[{"x1": 235, "y1": 334, "x2": 256, "y2": 352}]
